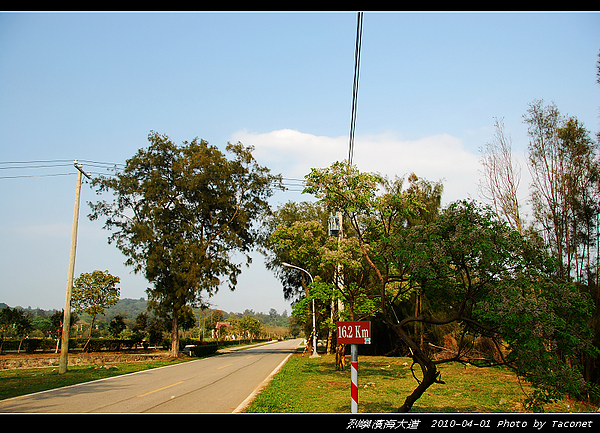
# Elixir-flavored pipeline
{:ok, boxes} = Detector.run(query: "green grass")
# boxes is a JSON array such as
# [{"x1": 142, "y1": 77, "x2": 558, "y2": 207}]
[
  {"x1": 2, "y1": 350, "x2": 597, "y2": 413},
  {"x1": 244, "y1": 353, "x2": 598, "y2": 413},
  {"x1": 0, "y1": 341, "x2": 270, "y2": 402},
  {"x1": 0, "y1": 358, "x2": 191, "y2": 401}
]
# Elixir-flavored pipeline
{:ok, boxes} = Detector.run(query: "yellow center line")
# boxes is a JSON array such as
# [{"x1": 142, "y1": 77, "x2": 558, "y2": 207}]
[
  {"x1": 217, "y1": 363, "x2": 233, "y2": 370},
  {"x1": 137, "y1": 381, "x2": 184, "y2": 397}
]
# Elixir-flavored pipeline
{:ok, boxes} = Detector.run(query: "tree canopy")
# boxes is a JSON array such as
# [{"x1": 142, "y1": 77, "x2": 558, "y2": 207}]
[
  {"x1": 89, "y1": 131, "x2": 282, "y2": 356},
  {"x1": 296, "y1": 159, "x2": 598, "y2": 411},
  {"x1": 72, "y1": 270, "x2": 120, "y2": 344}
]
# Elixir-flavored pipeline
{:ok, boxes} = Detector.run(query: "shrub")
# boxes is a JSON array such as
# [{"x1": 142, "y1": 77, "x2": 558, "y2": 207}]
[{"x1": 189, "y1": 344, "x2": 218, "y2": 357}]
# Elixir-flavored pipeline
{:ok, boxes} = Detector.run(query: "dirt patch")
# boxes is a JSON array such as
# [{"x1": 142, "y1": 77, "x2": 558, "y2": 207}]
[{"x1": 0, "y1": 351, "x2": 171, "y2": 370}]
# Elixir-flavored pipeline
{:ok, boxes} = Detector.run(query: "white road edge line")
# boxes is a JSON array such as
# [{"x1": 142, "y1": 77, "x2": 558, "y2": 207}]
[
  {"x1": 232, "y1": 351, "x2": 294, "y2": 413},
  {"x1": 0, "y1": 357, "x2": 203, "y2": 404}
]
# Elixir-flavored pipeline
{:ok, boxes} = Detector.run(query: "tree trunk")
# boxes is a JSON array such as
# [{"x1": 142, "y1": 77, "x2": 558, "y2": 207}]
[
  {"x1": 170, "y1": 313, "x2": 179, "y2": 358},
  {"x1": 336, "y1": 343, "x2": 347, "y2": 370},
  {"x1": 327, "y1": 299, "x2": 334, "y2": 355},
  {"x1": 390, "y1": 322, "x2": 441, "y2": 412},
  {"x1": 83, "y1": 314, "x2": 96, "y2": 352},
  {"x1": 397, "y1": 361, "x2": 440, "y2": 412}
]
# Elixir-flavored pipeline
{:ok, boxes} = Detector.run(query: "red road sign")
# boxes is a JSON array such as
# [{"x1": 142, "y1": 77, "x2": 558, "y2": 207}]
[{"x1": 336, "y1": 321, "x2": 371, "y2": 344}]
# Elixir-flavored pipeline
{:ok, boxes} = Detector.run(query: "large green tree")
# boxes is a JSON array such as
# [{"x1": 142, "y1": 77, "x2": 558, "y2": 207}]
[
  {"x1": 261, "y1": 201, "x2": 330, "y2": 303},
  {"x1": 408, "y1": 200, "x2": 597, "y2": 411},
  {"x1": 89, "y1": 131, "x2": 282, "y2": 357},
  {"x1": 263, "y1": 200, "x2": 383, "y2": 355},
  {"x1": 236, "y1": 316, "x2": 262, "y2": 342},
  {"x1": 304, "y1": 161, "x2": 597, "y2": 411},
  {"x1": 524, "y1": 100, "x2": 600, "y2": 389},
  {"x1": 72, "y1": 270, "x2": 120, "y2": 349},
  {"x1": 525, "y1": 100, "x2": 600, "y2": 283},
  {"x1": 0, "y1": 307, "x2": 33, "y2": 353},
  {"x1": 304, "y1": 162, "x2": 428, "y2": 322}
]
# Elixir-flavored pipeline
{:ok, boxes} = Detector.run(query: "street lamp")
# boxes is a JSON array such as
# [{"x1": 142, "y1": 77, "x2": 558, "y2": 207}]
[{"x1": 281, "y1": 262, "x2": 320, "y2": 358}]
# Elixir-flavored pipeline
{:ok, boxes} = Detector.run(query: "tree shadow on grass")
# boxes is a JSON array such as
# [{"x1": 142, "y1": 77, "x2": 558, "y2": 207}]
[
  {"x1": 355, "y1": 400, "x2": 402, "y2": 413},
  {"x1": 305, "y1": 355, "x2": 419, "y2": 413}
]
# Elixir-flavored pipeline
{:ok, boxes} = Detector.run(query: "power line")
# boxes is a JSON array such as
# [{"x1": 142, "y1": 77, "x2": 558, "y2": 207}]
[
  {"x1": 0, "y1": 159, "x2": 124, "y2": 168},
  {"x1": 271, "y1": 177, "x2": 307, "y2": 193},
  {"x1": 0, "y1": 159, "x2": 124, "y2": 180},
  {"x1": 0, "y1": 172, "x2": 75, "y2": 180},
  {"x1": 0, "y1": 163, "x2": 73, "y2": 170},
  {"x1": 0, "y1": 159, "x2": 74, "y2": 165},
  {"x1": 77, "y1": 159, "x2": 125, "y2": 168},
  {"x1": 0, "y1": 159, "x2": 307, "y2": 193},
  {"x1": 348, "y1": 12, "x2": 363, "y2": 166}
]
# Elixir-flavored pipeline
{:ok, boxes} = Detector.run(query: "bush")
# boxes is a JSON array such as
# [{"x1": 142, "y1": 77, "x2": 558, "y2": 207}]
[
  {"x1": 75, "y1": 338, "x2": 142, "y2": 352},
  {"x1": 0, "y1": 338, "x2": 55, "y2": 353},
  {"x1": 0, "y1": 338, "x2": 151, "y2": 354},
  {"x1": 188, "y1": 344, "x2": 219, "y2": 357}
]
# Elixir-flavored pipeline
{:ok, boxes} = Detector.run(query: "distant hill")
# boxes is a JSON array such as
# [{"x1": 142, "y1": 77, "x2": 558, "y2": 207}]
[
  {"x1": 102, "y1": 298, "x2": 149, "y2": 321},
  {"x1": 1, "y1": 298, "x2": 290, "y2": 327},
  {"x1": 0, "y1": 302, "x2": 58, "y2": 317},
  {"x1": 0, "y1": 299, "x2": 148, "y2": 321},
  {"x1": 99, "y1": 299, "x2": 291, "y2": 327}
]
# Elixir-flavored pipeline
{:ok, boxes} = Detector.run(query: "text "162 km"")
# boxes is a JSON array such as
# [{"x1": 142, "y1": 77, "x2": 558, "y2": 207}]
[{"x1": 337, "y1": 321, "x2": 371, "y2": 345}]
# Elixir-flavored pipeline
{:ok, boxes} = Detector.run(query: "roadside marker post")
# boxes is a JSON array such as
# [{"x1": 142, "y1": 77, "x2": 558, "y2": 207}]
[
  {"x1": 336, "y1": 321, "x2": 371, "y2": 413},
  {"x1": 350, "y1": 344, "x2": 358, "y2": 413}
]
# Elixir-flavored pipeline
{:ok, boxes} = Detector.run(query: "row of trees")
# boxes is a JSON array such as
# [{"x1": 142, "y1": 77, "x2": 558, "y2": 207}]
[
  {"x1": 0, "y1": 305, "x2": 157, "y2": 353},
  {"x1": 479, "y1": 99, "x2": 600, "y2": 394},
  {"x1": 260, "y1": 98, "x2": 600, "y2": 411},
  {"x1": 80, "y1": 67, "x2": 598, "y2": 410},
  {"x1": 264, "y1": 173, "x2": 597, "y2": 412},
  {"x1": 0, "y1": 301, "x2": 291, "y2": 353},
  {"x1": 89, "y1": 133, "x2": 283, "y2": 357}
]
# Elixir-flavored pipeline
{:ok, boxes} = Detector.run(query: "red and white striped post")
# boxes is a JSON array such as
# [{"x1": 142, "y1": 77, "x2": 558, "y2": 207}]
[
  {"x1": 337, "y1": 321, "x2": 371, "y2": 414},
  {"x1": 350, "y1": 344, "x2": 358, "y2": 413}
]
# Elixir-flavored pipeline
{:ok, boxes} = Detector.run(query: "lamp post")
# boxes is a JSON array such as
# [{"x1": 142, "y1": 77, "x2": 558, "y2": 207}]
[{"x1": 282, "y1": 262, "x2": 320, "y2": 358}]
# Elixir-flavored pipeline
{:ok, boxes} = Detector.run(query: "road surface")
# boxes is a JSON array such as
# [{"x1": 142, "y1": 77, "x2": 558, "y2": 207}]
[{"x1": 0, "y1": 338, "x2": 302, "y2": 413}]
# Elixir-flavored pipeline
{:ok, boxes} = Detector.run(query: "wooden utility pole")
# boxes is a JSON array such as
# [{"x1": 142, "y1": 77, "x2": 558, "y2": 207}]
[{"x1": 59, "y1": 161, "x2": 91, "y2": 374}]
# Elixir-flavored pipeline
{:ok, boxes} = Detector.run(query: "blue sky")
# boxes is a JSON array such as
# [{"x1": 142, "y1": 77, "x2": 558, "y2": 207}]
[{"x1": 1, "y1": 11, "x2": 599, "y2": 315}]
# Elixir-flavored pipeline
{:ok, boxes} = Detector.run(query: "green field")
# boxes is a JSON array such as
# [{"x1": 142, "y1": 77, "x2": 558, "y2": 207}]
[{"x1": 244, "y1": 353, "x2": 598, "y2": 413}]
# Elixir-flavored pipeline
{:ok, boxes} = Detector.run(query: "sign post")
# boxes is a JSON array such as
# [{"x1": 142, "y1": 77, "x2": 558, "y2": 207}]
[
  {"x1": 337, "y1": 321, "x2": 371, "y2": 413},
  {"x1": 350, "y1": 344, "x2": 358, "y2": 413}
]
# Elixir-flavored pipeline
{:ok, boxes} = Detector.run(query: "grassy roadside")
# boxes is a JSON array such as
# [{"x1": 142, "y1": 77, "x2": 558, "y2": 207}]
[
  {"x1": 0, "y1": 357, "x2": 192, "y2": 401},
  {"x1": 244, "y1": 352, "x2": 599, "y2": 413},
  {"x1": 0, "y1": 341, "x2": 276, "y2": 402},
  {"x1": 3, "y1": 349, "x2": 598, "y2": 413}
]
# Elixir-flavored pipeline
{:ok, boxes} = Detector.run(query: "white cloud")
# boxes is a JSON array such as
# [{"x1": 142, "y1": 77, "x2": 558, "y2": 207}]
[
  {"x1": 232, "y1": 128, "x2": 482, "y2": 204},
  {"x1": 231, "y1": 128, "x2": 347, "y2": 179}
]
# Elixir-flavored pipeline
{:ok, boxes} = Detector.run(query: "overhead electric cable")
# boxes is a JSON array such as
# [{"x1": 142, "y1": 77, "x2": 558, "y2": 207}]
[
  {"x1": 0, "y1": 159, "x2": 121, "y2": 181},
  {"x1": 0, "y1": 173, "x2": 74, "y2": 180},
  {"x1": 348, "y1": 12, "x2": 363, "y2": 166},
  {"x1": 0, "y1": 159, "x2": 305, "y2": 193},
  {"x1": 0, "y1": 159, "x2": 74, "y2": 165},
  {"x1": 0, "y1": 163, "x2": 73, "y2": 170}
]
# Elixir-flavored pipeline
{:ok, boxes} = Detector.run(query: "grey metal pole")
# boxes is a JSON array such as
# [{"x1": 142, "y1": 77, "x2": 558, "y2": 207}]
[
  {"x1": 310, "y1": 297, "x2": 319, "y2": 358},
  {"x1": 281, "y1": 262, "x2": 320, "y2": 358}
]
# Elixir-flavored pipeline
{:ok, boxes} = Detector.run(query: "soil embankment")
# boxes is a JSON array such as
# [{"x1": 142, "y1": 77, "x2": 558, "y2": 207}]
[{"x1": 0, "y1": 351, "x2": 170, "y2": 370}]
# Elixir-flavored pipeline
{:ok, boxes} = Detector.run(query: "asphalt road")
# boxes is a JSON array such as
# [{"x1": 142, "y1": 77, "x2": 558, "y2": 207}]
[{"x1": 0, "y1": 338, "x2": 303, "y2": 413}]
